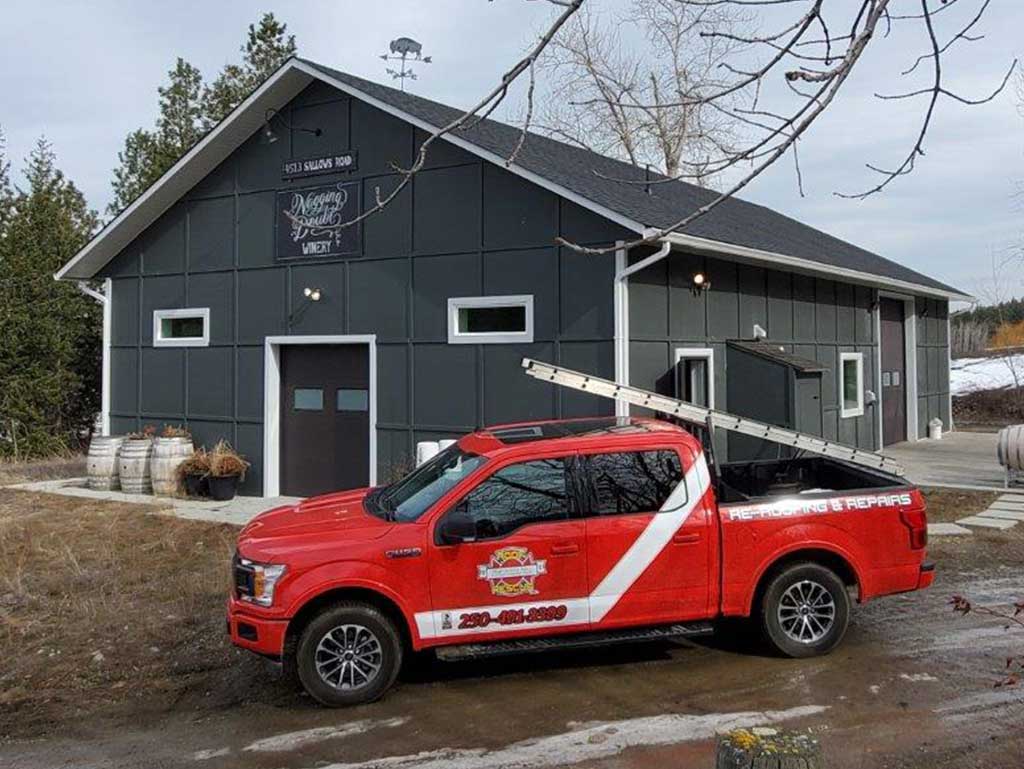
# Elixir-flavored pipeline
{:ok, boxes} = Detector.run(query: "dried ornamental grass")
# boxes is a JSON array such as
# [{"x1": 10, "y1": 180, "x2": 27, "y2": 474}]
[{"x1": 208, "y1": 440, "x2": 250, "y2": 480}]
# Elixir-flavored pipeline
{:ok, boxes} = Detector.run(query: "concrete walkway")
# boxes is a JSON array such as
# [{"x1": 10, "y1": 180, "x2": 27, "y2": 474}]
[
  {"x1": 4, "y1": 477, "x2": 300, "y2": 526},
  {"x1": 882, "y1": 430, "x2": 1006, "y2": 490}
]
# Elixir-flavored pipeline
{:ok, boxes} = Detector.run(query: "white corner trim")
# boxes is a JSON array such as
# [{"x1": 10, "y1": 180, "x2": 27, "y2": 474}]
[
  {"x1": 101, "y1": 278, "x2": 112, "y2": 435},
  {"x1": 674, "y1": 347, "x2": 715, "y2": 409},
  {"x1": 447, "y1": 295, "x2": 534, "y2": 345},
  {"x1": 263, "y1": 334, "x2": 377, "y2": 497},
  {"x1": 613, "y1": 243, "x2": 630, "y2": 418},
  {"x1": 153, "y1": 307, "x2": 210, "y2": 347},
  {"x1": 839, "y1": 351, "x2": 865, "y2": 419}
]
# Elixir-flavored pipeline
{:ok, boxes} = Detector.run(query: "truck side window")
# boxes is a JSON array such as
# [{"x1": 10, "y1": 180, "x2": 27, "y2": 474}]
[
  {"x1": 458, "y1": 458, "x2": 571, "y2": 539},
  {"x1": 585, "y1": 450, "x2": 684, "y2": 515}
]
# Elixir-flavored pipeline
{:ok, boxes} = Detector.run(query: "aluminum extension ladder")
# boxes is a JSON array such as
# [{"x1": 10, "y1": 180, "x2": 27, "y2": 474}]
[{"x1": 521, "y1": 358, "x2": 904, "y2": 477}]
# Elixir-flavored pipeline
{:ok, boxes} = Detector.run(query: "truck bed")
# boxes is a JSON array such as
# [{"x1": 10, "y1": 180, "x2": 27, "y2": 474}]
[{"x1": 716, "y1": 455, "x2": 904, "y2": 503}]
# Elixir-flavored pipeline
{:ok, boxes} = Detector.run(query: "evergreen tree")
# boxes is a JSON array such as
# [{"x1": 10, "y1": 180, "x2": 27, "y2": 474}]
[
  {"x1": 202, "y1": 13, "x2": 297, "y2": 128},
  {"x1": 0, "y1": 127, "x2": 12, "y2": 233},
  {"x1": 108, "y1": 59, "x2": 204, "y2": 215},
  {"x1": 108, "y1": 14, "x2": 297, "y2": 216},
  {"x1": 0, "y1": 138, "x2": 100, "y2": 457}
]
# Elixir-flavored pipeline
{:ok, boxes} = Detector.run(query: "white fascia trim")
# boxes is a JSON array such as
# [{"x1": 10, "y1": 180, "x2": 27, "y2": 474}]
[
  {"x1": 839, "y1": 351, "x2": 865, "y2": 419},
  {"x1": 55, "y1": 61, "x2": 314, "y2": 281},
  {"x1": 153, "y1": 307, "x2": 211, "y2": 347},
  {"x1": 447, "y1": 295, "x2": 534, "y2": 345},
  {"x1": 673, "y1": 347, "x2": 715, "y2": 409},
  {"x1": 663, "y1": 232, "x2": 972, "y2": 303},
  {"x1": 263, "y1": 334, "x2": 377, "y2": 498}
]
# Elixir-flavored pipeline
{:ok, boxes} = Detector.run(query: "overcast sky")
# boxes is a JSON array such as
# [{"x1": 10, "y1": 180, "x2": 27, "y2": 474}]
[{"x1": 1, "y1": 1, "x2": 1021, "y2": 301}]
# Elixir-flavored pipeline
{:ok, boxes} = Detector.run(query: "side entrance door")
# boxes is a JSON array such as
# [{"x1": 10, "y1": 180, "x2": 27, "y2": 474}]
[
  {"x1": 280, "y1": 344, "x2": 370, "y2": 497},
  {"x1": 581, "y1": 447, "x2": 713, "y2": 628},
  {"x1": 880, "y1": 298, "x2": 907, "y2": 445},
  {"x1": 426, "y1": 455, "x2": 589, "y2": 640}
]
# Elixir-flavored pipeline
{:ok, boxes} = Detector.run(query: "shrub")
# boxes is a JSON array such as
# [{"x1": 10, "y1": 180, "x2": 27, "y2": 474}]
[{"x1": 208, "y1": 440, "x2": 249, "y2": 479}]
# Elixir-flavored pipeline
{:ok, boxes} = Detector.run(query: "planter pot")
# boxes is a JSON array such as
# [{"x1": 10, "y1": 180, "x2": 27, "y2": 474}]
[
  {"x1": 119, "y1": 438, "x2": 154, "y2": 494},
  {"x1": 208, "y1": 474, "x2": 240, "y2": 501},
  {"x1": 87, "y1": 436, "x2": 125, "y2": 490},
  {"x1": 151, "y1": 436, "x2": 194, "y2": 496},
  {"x1": 184, "y1": 473, "x2": 209, "y2": 498}
]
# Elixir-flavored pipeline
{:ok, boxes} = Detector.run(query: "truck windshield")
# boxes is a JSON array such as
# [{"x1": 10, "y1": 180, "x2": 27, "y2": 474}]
[{"x1": 375, "y1": 446, "x2": 487, "y2": 522}]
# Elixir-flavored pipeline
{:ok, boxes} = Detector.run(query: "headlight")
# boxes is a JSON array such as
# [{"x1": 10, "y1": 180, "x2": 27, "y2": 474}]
[{"x1": 237, "y1": 559, "x2": 286, "y2": 607}]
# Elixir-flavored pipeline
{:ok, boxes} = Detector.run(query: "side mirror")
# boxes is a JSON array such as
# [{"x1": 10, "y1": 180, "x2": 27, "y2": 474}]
[{"x1": 439, "y1": 504, "x2": 476, "y2": 545}]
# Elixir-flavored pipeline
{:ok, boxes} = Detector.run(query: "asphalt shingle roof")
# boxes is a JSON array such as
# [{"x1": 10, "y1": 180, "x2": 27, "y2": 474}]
[{"x1": 305, "y1": 59, "x2": 961, "y2": 296}]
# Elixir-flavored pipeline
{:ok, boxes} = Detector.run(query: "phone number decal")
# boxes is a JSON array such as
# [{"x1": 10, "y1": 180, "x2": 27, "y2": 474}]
[{"x1": 458, "y1": 604, "x2": 568, "y2": 629}]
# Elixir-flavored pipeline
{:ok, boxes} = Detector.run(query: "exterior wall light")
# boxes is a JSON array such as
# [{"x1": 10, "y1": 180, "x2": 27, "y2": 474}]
[
  {"x1": 289, "y1": 288, "x2": 324, "y2": 327},
  {"x1": 262, "y1": 108, "x2": 323, "y2": 145},
  {"x1": 304, "y1": 287, "x2": 322, "y2": 302},
  {"x1": 692, "y1": 272, "x2": 710, "y2": 295}
]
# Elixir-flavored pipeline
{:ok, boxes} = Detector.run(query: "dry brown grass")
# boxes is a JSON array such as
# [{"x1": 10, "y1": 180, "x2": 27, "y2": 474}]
[
  {"x1": 0, "y1": 455, "x2": 86, "y2": 486},
  {"x1": 920, "y1": 487, "x2": 1000, "y2": 523},
  {"x1": 0, "y1": 490, "x2": 258, "y2": 739}
]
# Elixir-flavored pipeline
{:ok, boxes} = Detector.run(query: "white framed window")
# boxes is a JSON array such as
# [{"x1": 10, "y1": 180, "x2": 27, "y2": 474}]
[
  {"x1": 839, "y1": 352, "x2": 864, "y2": 418},
  {"x1": 674, "y1": 348, "x2": 714, "y2": 408},
  {"x1": 153, "y1": 308, "x2": 210, "y2": 347},
  {"x1": 447, "y1": 295, "x2": 534, "y2": 345}
]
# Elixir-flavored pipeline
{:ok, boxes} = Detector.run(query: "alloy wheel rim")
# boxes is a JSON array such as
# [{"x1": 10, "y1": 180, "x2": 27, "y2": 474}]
[
  {"x1": 314, "y1": 623, "x2": 384, "y2": 690},
  {"x1": 777, "y1": 579, "x2": 836, "y2": 644}
]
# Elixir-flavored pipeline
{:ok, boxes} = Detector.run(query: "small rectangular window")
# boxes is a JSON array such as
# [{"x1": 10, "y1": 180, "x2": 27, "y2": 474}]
[
  {"x1": 336, "y1": 388, "x2": 369, "y2": 412},
  {"x1": 840, "y1": 352, "x2": 864, "y2": 418},
  {"x1": 585, "y1": 450, "x2": 685, "y2": 516},
  {"x1": 448, "y1": 295, "x2": 533, "y2": 344},
  {"x1": 294, "y1": 388, "x2": 324, "y2": 411},
  {"x1": 153, "y1": 308, "x2": 209, "y2": 347}
]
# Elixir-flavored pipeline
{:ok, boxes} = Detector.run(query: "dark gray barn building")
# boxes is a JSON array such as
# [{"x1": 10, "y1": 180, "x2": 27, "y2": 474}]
[{"x1": 57, "y1": 57, "x2": 969, "y2": 496}]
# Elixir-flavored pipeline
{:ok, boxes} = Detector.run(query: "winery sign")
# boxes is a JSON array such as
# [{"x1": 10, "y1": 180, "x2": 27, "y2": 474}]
[
  {"x1": 276, "y1": 181, "x2": 361, "y2": 260},
  {"x1": 281, "y1": 151, "x2": 358, "y2": 180}
]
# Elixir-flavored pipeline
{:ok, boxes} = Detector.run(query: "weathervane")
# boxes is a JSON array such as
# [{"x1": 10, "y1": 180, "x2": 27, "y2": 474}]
[{"x1": 380, "y1": 37, "x2": 431, "y2": 91}]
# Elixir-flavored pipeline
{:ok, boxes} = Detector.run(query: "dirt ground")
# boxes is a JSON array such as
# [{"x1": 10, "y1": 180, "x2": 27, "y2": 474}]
[{"x1": 1, "y1": 487, "x2": 1022, "y2": 769}]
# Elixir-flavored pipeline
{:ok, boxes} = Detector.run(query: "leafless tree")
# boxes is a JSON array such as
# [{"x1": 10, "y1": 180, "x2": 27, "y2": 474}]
[
  {"x1": 324, "y1": 0, "x2": 1012, "y2": 260},
  {"x1": 533, "y1": 0, "x2": 746, "y2": 186},
  {"x1": 950, "y1": 316, "x2": 991, "y2": 358}
]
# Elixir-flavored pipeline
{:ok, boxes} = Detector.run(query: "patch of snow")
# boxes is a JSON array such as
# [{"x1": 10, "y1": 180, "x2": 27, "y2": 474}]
[
  {"x1": 950, "y1": 355, "x2": 1024, "y2": 395},
  {"x1": 193, "y1": 747, "x2": 230, "y2": 761},
  {"x1": 306, "y1": 706, "x2": 827, "y2": 769},
  {"x1": 899, "y1": 673, "x2": 938, "y2": 683},
  {"x1": 244, "y1": 717, "x2": 408, "y2": 753}
]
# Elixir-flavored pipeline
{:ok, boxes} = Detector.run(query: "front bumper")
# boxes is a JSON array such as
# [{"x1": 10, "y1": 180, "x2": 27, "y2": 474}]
[{"x1": 226, "y1": 596, "x2": 289, "y2": 658}]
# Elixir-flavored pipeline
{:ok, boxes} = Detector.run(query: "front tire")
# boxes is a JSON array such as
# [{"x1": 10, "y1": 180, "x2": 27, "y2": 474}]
[
  {"x1": 760, "y1": 563, "x2": 850, "y2": 658},
  {"x1": 296, "y1": 602, "x2": 403, "y2": 707}
]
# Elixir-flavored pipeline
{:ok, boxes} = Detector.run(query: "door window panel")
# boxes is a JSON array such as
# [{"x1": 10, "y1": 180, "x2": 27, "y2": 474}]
[
  {"x1": 336, "y1": 388, "x2": 369, "y2": 412},
  {"x1": 459, "y1": 458, "x2": 570, "y2": 539},
  {"x1": 293, "y1": 388, "x2": 324, "y2": 411},
  {"x1": 586, "y1": 451, "x2": 684, "y2": 515}
]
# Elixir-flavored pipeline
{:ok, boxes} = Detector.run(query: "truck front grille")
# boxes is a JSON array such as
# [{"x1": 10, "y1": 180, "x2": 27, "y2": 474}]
[{"x1": 232, "y1": 552, "x2": 254, "y2": 598}]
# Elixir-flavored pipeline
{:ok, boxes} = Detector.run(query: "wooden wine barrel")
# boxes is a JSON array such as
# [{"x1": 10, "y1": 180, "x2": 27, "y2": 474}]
[
  {"x1": 151, "y1": 436, "x2": 194, "y2": 496},
  {"x1": 997, "y1": 425, "x2": 1024, "y2": 471},
  {"x1": 86, "y1": 436, "x2": 125, "y2": 490},
  {"x1": 119, "y1": 438, "x2": 154, "y2": 494}
]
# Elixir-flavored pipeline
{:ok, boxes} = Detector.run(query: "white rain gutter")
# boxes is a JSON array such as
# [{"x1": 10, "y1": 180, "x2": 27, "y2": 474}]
[
  {"x1": 614, "y1": 236, "x2": 672, "y2": 417},
  {"x1": 76, "y1": 280, "x2": 112, "y2": 435}
]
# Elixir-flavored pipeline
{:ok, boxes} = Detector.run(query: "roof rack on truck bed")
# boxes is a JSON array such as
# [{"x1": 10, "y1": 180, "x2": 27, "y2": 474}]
[{"x1": 521, "y1": 358, "x2": 904, "y2": 476}]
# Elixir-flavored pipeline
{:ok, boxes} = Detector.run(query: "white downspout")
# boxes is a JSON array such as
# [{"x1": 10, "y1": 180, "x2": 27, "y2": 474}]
[
  {"x1": 76, "y1": 279, "x2": 112, "y2": 436},
  {"x1": 613, "y1": 236, "x2": 672, "y2": 418}
]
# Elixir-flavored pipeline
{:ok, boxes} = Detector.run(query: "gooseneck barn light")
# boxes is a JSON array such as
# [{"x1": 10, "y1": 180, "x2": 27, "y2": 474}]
[{"x1": 261, "y1": 108, "x2": 323, "y2": 145}]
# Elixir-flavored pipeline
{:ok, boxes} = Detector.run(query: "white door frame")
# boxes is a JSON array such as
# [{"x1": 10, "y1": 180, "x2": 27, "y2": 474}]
[
  {"x1": 673, "y1": 347, "x2": 716, "y2": 408},
  {"x1": 875, "y1": 291, "x2": 918, "y2": 446},
  {"x1": 263, "y1": 334, "x2": 377, "y2": 497}
]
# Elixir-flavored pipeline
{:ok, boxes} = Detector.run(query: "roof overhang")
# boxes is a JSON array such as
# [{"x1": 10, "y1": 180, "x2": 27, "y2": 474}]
[
  {"x1": 56, "y1": 58, "x2": 971, "y2": 304},
  {"x1": 662, "y1": 232, "x2": 972, "y2": 303}
]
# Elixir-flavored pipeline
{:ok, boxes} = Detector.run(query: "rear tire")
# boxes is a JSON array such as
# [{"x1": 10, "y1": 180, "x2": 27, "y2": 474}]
[
  {"x1": 760, "y1": 562, "x2": 850, "y2": 658},
  {"x1": 296, "y1": 602, "x2": 403, "y2": 707}
]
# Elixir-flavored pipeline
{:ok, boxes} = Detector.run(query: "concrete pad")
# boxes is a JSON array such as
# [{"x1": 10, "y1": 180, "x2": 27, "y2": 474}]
[
  {"x1": 988, "y1": 502, "x2": 1024, "y2": 513},
  {"x1": 993, "y1": 496, "x2": 1024, "y2": 507},
  {"x1": 3, "y1": 477, "x2": 301, "y2": 525},
  {"x1": 928, "y1": 523, "x2": 973, "y2": 536},
  {"x1": 956, "y1": 515, "x2": 1018, "y2": 530},
  {"x1": 978, "y1": 508, "x2": 1024, "y2": 522}
]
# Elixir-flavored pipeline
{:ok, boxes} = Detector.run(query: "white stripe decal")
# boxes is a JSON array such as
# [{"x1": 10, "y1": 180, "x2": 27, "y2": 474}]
[{"x1": 416, "y1": 453, "x2": 710, "y2": 639}]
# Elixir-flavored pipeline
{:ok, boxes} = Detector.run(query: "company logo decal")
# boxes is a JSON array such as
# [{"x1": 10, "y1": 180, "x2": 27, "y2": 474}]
[
  {"x1": 726, "y1": 492, "x2": 915, "y2": 521},
  {"x1": 477, "y1": 547, "x2": 547, "y2": 597}
]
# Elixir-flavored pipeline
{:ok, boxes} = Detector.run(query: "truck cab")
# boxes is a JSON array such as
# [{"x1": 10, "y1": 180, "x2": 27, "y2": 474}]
[{"x1": 228, "y1": 416, "x2": 932, "y2": 707}]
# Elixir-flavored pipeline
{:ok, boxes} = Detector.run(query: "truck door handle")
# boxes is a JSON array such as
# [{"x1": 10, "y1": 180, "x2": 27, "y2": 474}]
[
  {"x1": 672, "y1": 533, "x2": 701, "y2": 545},
  {"x1": 550, "y1": 543, "x2": 579, "y2": 556}
]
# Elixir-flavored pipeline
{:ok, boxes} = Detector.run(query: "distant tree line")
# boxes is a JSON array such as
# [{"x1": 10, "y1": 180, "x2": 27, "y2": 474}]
[
  {"x1": 952, "y1": 298, "x2": 1024, "y2": 357},
  {"x1": 0, "y1": 14, "x2": 295, "y2": 459}
]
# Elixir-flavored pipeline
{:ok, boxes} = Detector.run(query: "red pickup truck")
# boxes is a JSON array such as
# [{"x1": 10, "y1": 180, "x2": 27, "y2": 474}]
[{"x1": 228, "y1": 416, "x2": 933, "y2": 707}]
